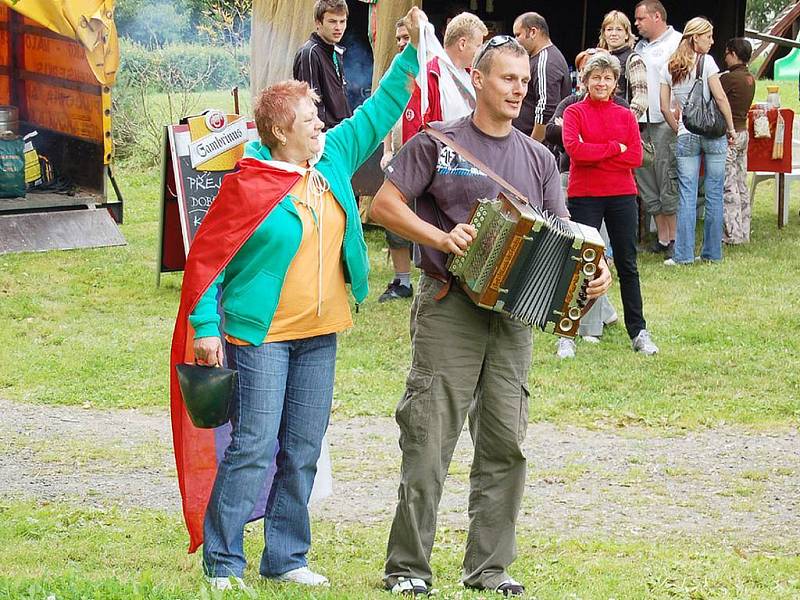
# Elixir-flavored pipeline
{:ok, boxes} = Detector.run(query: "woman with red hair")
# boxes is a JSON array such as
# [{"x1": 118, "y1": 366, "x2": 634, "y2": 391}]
[{"x1": 171, "y1": 7, "x2": 425, "y2": 591}]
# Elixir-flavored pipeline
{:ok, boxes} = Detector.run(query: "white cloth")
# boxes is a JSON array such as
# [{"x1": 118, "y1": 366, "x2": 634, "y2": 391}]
[
  {"x1": 661, "y1": 54, "x2": 720, "y2": 136},
  {"x1": 260, "y1": 155, "x2": 331, "y2": 317},
  {"x1": 634, "y1": 26, "x2": 682, "y2": 123},
  {"x1": 309, "y1": 433, "x2": 333, "y2": 504},
  {"x1": 417, "y1": 22, "x2": 475, "y2": 121}
]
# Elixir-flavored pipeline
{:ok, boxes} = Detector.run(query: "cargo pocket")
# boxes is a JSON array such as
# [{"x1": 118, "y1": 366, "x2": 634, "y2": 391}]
[
  {"x1": 395, "y1": 367, "x2": 434, "y2": 445},
  {"x1": 667, "y1": 139, "x2": 679, "y2": 200},
  {"x1": 517, "y1": 383, "x2": 530, "y2": 445}
]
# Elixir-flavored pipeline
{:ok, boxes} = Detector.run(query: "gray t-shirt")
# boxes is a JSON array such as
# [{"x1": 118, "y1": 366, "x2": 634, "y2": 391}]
[{"x1": 385, "y1": 115, "x2": 568, "y2": 278}]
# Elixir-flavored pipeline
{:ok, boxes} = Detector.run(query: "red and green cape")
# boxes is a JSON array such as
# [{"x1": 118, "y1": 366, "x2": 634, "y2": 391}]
[{"x1": 169, "y1": 158, "x2": 300, "y2": 552}]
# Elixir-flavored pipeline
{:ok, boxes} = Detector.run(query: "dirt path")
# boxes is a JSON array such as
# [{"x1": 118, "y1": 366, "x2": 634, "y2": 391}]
[{"x1": 3, "y1": 398, "x2": 799, "y2": 546}]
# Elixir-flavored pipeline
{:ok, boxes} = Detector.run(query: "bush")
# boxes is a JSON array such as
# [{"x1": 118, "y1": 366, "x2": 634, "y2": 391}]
[
  {"x1": 114, "y1": 40, "x2": 250, "y2": 164},
  {"x1": 121, "y1": 1, "x2": 191, "y2": 46},
  {"x1": 118, "y1": 39, "x2": 249, "y2": 92}
]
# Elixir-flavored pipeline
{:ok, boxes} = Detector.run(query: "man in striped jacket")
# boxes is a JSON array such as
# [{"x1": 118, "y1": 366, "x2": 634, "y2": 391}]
[{"x1": 512, "y1": 12, "x2": 571, "y2": 142}]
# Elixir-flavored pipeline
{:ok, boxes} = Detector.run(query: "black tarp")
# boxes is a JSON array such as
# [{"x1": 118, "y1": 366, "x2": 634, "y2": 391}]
[{"x1": 419, "y1": 1, "x2": 746, "y2": 69}]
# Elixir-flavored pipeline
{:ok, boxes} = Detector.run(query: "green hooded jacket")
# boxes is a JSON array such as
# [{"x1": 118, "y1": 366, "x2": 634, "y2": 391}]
[{"x1": 189, "y1": 43, "x2": 419, "y2": 345}]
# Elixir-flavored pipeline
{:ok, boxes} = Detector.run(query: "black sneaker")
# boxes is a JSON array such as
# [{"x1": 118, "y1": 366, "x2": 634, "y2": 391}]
[
  {"x1": 378, "y1": 279, "x2": 413, "y2": 302},
  {"x1": 465, "y1": 578, "x2": 525, "y2": 597},
  {"x1": 649, "y1": 239, "x2": 671, "y2": 253}
]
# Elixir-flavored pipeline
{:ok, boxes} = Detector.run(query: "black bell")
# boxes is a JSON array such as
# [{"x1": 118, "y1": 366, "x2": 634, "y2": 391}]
[{"x1": 175, "y1": 363, "x2": 237, "y2": 429}]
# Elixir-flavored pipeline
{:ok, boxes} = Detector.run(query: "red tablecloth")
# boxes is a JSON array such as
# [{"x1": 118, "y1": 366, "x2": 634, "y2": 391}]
[{"x1": 747, "y1": 108, "x2": 793, "y2": 173}]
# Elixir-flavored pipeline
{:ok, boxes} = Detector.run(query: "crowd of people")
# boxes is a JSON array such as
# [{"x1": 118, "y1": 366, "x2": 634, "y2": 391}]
[
  {"x1": 171, "y1": 0, "x2": 759, "y2": 597},
  {"x1": 368, "y1": 0, "x2": 755, "y2": 361}
]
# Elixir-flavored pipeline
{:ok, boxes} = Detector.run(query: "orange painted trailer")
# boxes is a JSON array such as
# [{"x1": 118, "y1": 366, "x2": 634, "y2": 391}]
[{"x1": 0, "y1": 0, "x2": 123, "y2": 253}]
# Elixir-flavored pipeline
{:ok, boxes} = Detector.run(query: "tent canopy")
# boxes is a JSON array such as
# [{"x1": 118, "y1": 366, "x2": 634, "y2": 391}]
[
  {"x1": 251, "y1": 0, "x2": 746, "y2": 96},
  {"x1": 0, "y1": 0, "x2": 117, "y2": 165},
  {"x1": 2, "y1": 0, "x2": 118, "y2": 85}
]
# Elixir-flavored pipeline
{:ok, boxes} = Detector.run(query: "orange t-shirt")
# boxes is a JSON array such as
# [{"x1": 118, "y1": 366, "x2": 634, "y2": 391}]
[{"x1": 226, "y1": 173, "x2": 353, "y2": 346}]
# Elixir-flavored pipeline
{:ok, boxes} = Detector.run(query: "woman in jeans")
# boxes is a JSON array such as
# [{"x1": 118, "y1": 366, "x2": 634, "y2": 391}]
[
  {"x1": 659, "y1": 17, "x2": 736, "y2": 265},
  {"x1": 562, "y1": 52, "x2": 659, "y2": 355},
  {"x1": 170, "y1": 7, "x2": 424, "y2": 591}
]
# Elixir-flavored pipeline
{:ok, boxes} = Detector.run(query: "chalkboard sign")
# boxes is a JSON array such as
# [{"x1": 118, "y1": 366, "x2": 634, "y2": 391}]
[
  {"x1": 177, "y1": 154, "x2": 224, "y2": 242},
  {"x1": 166, "y1": 116, "x2": 258, "y2": 254}
]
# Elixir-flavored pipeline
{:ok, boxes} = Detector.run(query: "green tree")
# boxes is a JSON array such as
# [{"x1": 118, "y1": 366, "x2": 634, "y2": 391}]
[
  {"x1": 746, "y1": 0, "x2": 798, "y2": 32},
  {"x1": 114, "y1": 0, "x2": 146, "y2": 33},
  {"x1": 115, "y1": 0, "x2": 252, "y2": 40},
  {"x1": 196, "y1": 0, "x2": 252, "y2": 85},
  {"x1": 125, "y1": 2, "x2": 192, "y2": 45}
]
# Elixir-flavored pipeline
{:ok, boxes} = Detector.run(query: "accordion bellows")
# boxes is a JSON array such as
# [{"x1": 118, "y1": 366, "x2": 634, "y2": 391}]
[{"x1": 448, "y1": 194, "x2": 605, "y2": 338}]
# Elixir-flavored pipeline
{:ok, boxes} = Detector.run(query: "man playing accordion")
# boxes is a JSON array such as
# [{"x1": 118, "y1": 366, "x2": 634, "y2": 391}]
[{"x1": 370, "y1": 36, "x2": 611, "y2": 597}]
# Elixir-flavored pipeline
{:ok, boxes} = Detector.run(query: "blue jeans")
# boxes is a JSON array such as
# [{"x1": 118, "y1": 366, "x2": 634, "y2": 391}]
[
  {"x1": 674, "y1": 133, "x2": 728, "y2": 263},
  {"x1": 202, "y1": 334, "x2": 336, "y2": 578}
]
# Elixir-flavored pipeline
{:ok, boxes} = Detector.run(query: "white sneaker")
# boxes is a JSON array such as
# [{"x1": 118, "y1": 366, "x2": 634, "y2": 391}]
[
  {"x1": 556, "y1": 337, "x2": 576, "y2": 359},
  {"x1": 206, "y1": 576, "x2": 246, "y2": 591},
  {"x1": 664, "y1": 257, "x2": 694, "y2": 266},
  {"x1": 273, "y1": 566, "x2": 330, "y2": 587},
  {"x1": 632, "y1": 329, "x2": 659, "y2": 355},
  {"x1": 582, "y1": 335, "x2": 601, "y2": 344}
]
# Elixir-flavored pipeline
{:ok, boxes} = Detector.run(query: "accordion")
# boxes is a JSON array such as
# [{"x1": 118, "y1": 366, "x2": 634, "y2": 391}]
[{"x1": 447, "y1": 193, "x2": 605, "y2": 338}]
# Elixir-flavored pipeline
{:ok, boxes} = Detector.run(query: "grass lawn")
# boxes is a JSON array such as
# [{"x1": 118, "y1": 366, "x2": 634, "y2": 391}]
[
  {"x1": 1, "y1": 81, "x2": 799, "y2": 598},
  {"x1": 1, "y1": 157, "x2": 798, "y2": 426},
  {"x1": 0, "y1": 501, "x2": 798, "y2": 599}
]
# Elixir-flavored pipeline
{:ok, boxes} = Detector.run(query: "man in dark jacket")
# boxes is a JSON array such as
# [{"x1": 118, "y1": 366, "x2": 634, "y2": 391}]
[{"x1": 293, "y1": 0, "x2": 353, "y2": 130}]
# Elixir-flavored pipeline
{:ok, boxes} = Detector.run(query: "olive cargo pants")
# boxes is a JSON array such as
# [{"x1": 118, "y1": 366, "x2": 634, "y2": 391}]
[{"x1": 384, "y1": 274, "x2": 532, "y2": 590}]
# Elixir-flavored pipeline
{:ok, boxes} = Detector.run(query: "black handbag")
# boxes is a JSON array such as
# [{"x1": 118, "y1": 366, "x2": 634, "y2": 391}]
[
  {"x1": 641, "y1": 110, "x2": 656, "y2": 169},
  {"x1": 175, "y1": 363, "x2": 237, "y2": 428},
  {"x1": 682, "y1": 55, "x2": 727, "y2": 138}
]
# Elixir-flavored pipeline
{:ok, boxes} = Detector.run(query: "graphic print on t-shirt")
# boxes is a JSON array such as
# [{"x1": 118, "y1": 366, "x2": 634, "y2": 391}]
[{"x1": 436, "y1": 146, "x2": 486, "y2": 178}]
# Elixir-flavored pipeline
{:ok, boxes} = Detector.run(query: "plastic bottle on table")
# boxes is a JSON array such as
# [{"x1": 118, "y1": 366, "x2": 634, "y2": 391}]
[{"x1": 766, "y1": 85, "x2": 781, "y2": 109}]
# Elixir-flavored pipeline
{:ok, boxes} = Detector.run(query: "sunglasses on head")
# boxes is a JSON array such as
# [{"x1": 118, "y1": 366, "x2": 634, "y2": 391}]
[{"x1": 474, "y1": 35, "x2": 515, "y2": 68}]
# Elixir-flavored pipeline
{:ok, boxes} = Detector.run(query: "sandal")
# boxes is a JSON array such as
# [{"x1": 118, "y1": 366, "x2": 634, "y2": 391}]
[
  {"x1": 495, "y1": 578, "x2": 525, "y2": 597},
  {"x1": 465, "y1": 577, "x2": 525, "y2": 597},
  {"x1": 389, "y1": 577, "x2": 429, "y2": 596}
]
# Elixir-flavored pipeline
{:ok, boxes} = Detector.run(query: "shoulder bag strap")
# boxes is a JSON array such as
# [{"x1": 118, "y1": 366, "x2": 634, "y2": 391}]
[
  {"x1": 695, "y1": 54, "x2": 705, "y2": 80},
  {"x1": 423, "y1": 125, "x2": 530, "y2": 206}
]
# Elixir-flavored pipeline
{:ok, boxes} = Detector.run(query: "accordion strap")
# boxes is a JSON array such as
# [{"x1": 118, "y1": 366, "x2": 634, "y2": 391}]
[{"x1": 423, "y1": 125, "x2": 530, "y2": 206}]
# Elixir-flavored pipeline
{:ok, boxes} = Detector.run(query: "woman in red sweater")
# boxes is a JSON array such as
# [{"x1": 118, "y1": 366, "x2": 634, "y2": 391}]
[{"x1": 562, "y1": 52, "x2": 658, "y2": 355}]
